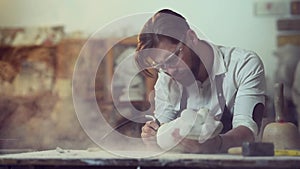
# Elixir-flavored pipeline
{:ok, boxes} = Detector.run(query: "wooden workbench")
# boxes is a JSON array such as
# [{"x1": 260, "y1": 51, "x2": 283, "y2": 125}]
[{"x1": 0, "y1": 149, "x2": 300, "y2": 169}]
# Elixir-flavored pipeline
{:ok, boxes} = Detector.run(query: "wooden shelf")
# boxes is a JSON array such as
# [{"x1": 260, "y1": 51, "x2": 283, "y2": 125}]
[{"x1": 104, "y1": 36, "x2": 157, "y2": 103}]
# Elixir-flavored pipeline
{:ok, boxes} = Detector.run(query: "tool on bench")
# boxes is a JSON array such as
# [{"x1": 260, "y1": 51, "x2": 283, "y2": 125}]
[
  {"x1": 228, "y1": 142, "x2": 274, "y2": 156},
  {"x1": 262, "y1": 83, "x2": 300, "y2": 150},
  {"x1": 228, "y1": 142, "x2": 300, "y2": 156}
]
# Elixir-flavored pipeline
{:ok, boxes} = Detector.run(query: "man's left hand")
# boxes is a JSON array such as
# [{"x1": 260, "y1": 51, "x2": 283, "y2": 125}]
[{"x1": 172, "y1": 128, "x2": 221, "y2": 153}]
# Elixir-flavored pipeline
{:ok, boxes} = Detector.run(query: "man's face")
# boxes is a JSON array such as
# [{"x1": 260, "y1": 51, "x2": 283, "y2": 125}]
[{"x1": 155, "y1": 39, "x2": 196, "y2": 85}]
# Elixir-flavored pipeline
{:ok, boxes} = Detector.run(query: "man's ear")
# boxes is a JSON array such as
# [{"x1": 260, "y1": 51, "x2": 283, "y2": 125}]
[{"x1": 186, "y1": 29, "x2": 198, "y2": 46}]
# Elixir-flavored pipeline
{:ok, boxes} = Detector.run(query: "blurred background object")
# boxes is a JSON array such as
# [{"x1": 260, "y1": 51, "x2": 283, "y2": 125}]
[{"x1": 273, "y1": 44, "x2": 300, "y2": 125}]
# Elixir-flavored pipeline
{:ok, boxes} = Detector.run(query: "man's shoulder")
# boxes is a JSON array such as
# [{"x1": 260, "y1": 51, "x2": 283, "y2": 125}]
[
  {"x1": 220, "y1": 46, "x2": 258, "y2": 58},
  {"x1": 218, "y1": 46, "x2": 261, "y2": 64}
]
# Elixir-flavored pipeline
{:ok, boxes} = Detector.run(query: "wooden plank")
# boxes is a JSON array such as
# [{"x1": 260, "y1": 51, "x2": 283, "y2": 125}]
[
  {"x1": 277, "y1": 34, "x2": 300, "y2": 47},
  {"x1": 104, "y1": 43, "x2": 114, "y2": 103},
  {"x1": 291, "y1": 1, "x2": 300, "y2": 15},
  {"x1": 277, "y1": 19, "x2": 300, "y2": 31},
  {"x1": 1, "y1": 150, "x2": 300, "y2": 169}
]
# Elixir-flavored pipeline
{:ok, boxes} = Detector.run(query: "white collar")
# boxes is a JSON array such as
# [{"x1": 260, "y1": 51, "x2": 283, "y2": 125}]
[{"x1": 205, "y1": 41, "x2": 227, "y2": 80}]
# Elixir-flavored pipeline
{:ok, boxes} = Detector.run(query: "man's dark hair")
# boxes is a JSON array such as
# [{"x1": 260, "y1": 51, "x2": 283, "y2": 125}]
[{"x1": 135, "y1": 9, "x2": 190, "y2": 77}]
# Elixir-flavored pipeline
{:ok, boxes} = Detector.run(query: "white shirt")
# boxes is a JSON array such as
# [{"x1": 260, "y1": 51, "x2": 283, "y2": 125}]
[{"x1": 154, "y1": 42, "x2": 266, "y2": 135}]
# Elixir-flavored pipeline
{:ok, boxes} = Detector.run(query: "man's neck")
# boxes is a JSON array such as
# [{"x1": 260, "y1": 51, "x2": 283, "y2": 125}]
[
  {"x1": 197, "y1": 63, "x2": 208, "y2": 82},
  {"x1": 194, "y1": 40, "x2": 214, "y2": 82}
]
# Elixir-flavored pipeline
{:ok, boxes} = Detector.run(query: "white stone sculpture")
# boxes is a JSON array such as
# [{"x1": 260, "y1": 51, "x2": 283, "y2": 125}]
[{"x1": 156, "y1": 108, "x2": 223, "y2": 151}]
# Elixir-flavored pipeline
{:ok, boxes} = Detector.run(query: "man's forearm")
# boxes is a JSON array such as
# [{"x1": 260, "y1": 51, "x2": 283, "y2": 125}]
[{"x1": 219, "y1": 126, "x2": 255, "y2": 153}]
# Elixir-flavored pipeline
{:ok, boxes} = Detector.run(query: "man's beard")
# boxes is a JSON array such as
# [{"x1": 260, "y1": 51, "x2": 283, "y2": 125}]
[
  {"x1": 190, "y1": 50, "x2": 201, "y2": 79},
  {"x1": 175, "y1": 50, "x2": 201, "y2": 86}
]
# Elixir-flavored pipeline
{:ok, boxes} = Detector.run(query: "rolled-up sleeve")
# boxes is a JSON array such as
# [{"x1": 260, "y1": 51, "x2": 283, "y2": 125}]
[
  {"x1": 154, "y1": 71, "x2": 182, "y2": 123},
  {"x1": 233, "y1": 53, "x2": 266, "y2": 135}
]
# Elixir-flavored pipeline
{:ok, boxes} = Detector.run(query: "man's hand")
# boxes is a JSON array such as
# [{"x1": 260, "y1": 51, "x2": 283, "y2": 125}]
[
  {"x1": 141, "y1": 120, "x2": 160, "y2": 147},
  {"x1": 172, "y1": 128, "x2": 221, "y2": 153}
]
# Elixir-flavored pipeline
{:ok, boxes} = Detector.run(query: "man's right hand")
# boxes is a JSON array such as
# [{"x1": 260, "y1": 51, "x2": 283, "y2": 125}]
[{"x1": 141, "y1": 120, "x2": 160, "y2": 147}]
